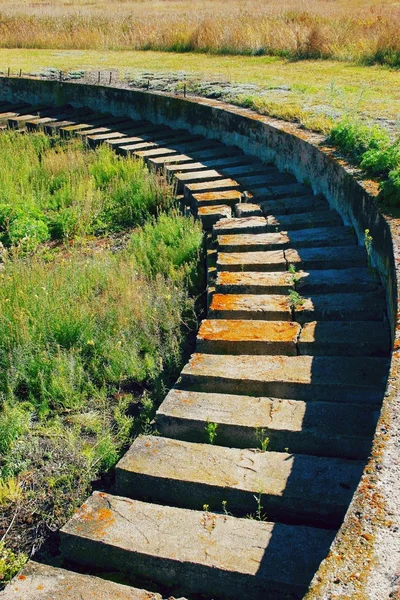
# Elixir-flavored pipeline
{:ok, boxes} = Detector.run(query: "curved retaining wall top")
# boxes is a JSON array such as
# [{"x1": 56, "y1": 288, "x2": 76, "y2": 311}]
[{"x1": 0, "y1": 77, "x2": 399, "y2": 599}]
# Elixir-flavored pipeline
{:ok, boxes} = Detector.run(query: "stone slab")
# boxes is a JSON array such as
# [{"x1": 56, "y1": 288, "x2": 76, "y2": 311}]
[
  {"x1": 298, "y1": 320, "x2": 390, "y2": 356},
  {"x1": 212, "y1": 216, "x2": 267, "y2": 238},
  {"x1": 0, "y1": 561, "x2": 160, "y2": 600},
  {"x1": 116, "y1": 436, "x2": 363, "y2": 527},
  {"x1": 178, "y1": 353, "x2": 389, "y2": 403},
  {"x1": 208, "y1": 293, "x2": 292, "y2": 320},
  {"x1": 296, "y1": 267, "x2": 379, "y2": 294},
  {"x1": 184, "y1": 178, "x2": 240, "y2": 203},
  {"x1": 284, "y1": 246, "x2": 367, "y2": 270},
  {"x1": 217, "y1": 250, "x2": 286, "y2": 272},
  {"x1": 254, "y1": 183, "x2": 311, "y2": 200},
  {"x1": 192, "y1": 190, "x2": 244, "y2": 209},
  {"x1": 235, "y1": 203, "x2": 264, "y2": 217},
  {"x1": 155, "y1": 389, "x2": 379, "y2": 459},
  {"x1": 266, "y1": 210, "x2": 342, "y2": 232},
  {"x1": 217, "y1": 226, "x2": 356, "y2": 252},
  {"x1": 215, "y1": 271, "x2": 293, "y2": 294},
  {"x1": 236, "y1": 172, "x2": 295, "y2": 190},
  {"x1": 197, "y1": 319, "x2": 301, "y2": 355},
  {"x1": 294, "y1": 292, "x2": 386, "y2": 323},
  {"x1": 60, "y1": 491, "x2": 335, "y2": 600},
  {"x1": 198, "y1": 205, "x2": 232, "y2": 230}
]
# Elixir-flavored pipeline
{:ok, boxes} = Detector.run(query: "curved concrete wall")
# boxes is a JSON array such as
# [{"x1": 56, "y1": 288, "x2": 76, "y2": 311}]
[{"x1": 0, "y1": 77, "x2": 398, "y2": 598}]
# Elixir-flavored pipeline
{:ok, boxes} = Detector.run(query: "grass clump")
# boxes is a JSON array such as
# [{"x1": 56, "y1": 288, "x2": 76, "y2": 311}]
[
  {"x1": 0, "y1": 131, "x2": 174, "y2": 252},
  {"x1": 329, "y1": 119, "x2": 400, "y2": 206}
]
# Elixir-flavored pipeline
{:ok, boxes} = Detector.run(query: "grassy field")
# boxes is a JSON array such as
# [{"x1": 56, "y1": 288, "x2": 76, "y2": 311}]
[
  {"x1": 0, "y1": 0, "x2": 398, "y2": 65},
  {"x1": 0, "y1": 131, "x2": 204, "y2": 583}
]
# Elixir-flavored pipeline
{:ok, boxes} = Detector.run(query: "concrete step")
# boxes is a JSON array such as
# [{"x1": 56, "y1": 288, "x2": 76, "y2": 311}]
[
  {"x1": 214, "y1": 268, "x2": 379, "y2": 295},
  {"x1": 60, "y1": 491, "x2": 335, "y2": 600},
  {"x1": 185, "y1": 179, "x2": 241, "y2": 204},
  {"x1": 175, "y1": 169, "x2": 224, "y2": 192},
  {"x1": 296, "y1": 267, "x2": 379, "y2": 294},
  {"x1": 235, "y1": 203, "x2": 264, "y2": 217},
  {"x1": 192, "y1": 189, "x2": 245, "y2": 210},
  {"x1": 260, "y1": 195, "x2": 329, "y2": 216},
  {"x1": 188, "y1": 145, "x2": 243, "y2": 161},
  {"x1": 215, "y1": 271, "x2": 293, "y2": 294},
  {"x1": 213, "y1": 216, "x2": 268, "y2": 237},
  {"x1": 1, "y1": 561, "x2": 160, "y2": 600},
  {"x1": 217, "y1": 249, "x2": 287, "y2": 272},
  {"x1": 178, "y1": 353, "x2": 388, "y2": 403},
  {"x1": 119, "y1": 133, "x2": 200, "y2": 154},
  {"x1": 217, "y1": 226, "x2": 357, "y2": 252},
  {"x1": 198, "y1": 205, "x2": 232, "y2": 230},
  {"x1": 236, "y1": 172, "x2": 295, "y2": 190},
  {"x1": 209, "y1": 293, "x2": 292, "y2": 320},
  {"x1": 147, "y1": 153, "x2": 196, "y2": 169},
  {"x1": 135, "y1": 147, "x2": 178, "y2": 159},
  {"x1": 294, "y1": 291, "x2": 386, "y2": 323},
  {"x1": 197, "y1": 319, "x2": 301, "y2": 355},
  {"x1": 298, "y1": 321, "x2": 391, "y2": 356},
  {"x1": 267, "y1": 210, "x2": 342, "y2": 231},
  {"x1": 285, "y1": 245, "x2": 367, "y2": 270},
  {"x1": 254, "y1": 183, "x2": 311, "y2": 200},
  {"x1": 116, "y1": 436, "x2": 363, "y2": 528},
  {"x1": 155, "y1": 389, "x2": 379, "y2": 460},
  {"x1": 219, "y1": 163, "x2": 272, "y2": 177}
]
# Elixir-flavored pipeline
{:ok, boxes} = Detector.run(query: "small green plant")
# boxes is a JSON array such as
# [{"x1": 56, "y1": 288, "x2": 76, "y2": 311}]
[
  {"x1": 205, "y1": 420, "x2": 218, "y2": 444},
  {"x1": 0, "y1": 541, "x2": 28, "y2": 584},
  {"x1": 221, "y1": 500, "x2": 233, "y2": 517},
  {"x1": 288, "y1": 263, "x2": 299, "y2": 286},
  {"x1": 364, "y1": 228, "x2": 373, "y2": 266},
  {"x1": 247, "y1": 491, "x2": 267, "y2": 522},
  {"x1": 288, "y1": 289, "x2": 305, "y2": 309},
  {"x1": 203, "y1": 504, "x2": 210, "y2": 512},
  {"x1": 255, "y1": 428, "x2": 270, "y2": 452}
]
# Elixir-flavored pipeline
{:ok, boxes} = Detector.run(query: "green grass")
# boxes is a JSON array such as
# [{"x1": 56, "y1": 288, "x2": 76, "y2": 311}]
[
  {"x1": 329, "y1": 119, "x2": 400, "y2": 205},
  {"x1": 0, "y1": 48, "x2": 398, "y2": 125},
  {"x1": 0, "y1": 130, "x2": 174, "y2": 252},
  {"x1": 0, "y1": 130, "x2": 204, "y2": 579}
]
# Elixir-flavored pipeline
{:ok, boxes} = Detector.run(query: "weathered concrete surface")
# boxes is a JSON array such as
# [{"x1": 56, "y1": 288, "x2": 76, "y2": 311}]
[
  {"x1": 235, "y1": 202, "x2": 263, "y2": 217},
  {"x1": 294, "y1": 292, "x2": 387, "y2": 323},
  {"x1": 209, "y1": 293, "x2": 292, "y2": 320},
  {"x1": 299, "y1": 321, "x2": 390, "y2": 356},
  {"x1": 0, "y1": 561, "x2": 160, "y2": 600},
  {"x1": 217, "y1": 226, "x2": 356, "y2": 252},
  {"x1": 215, "y1": 270, "x2": 293, "y2": 294},
  {"x1": 266, "y1": 210, "x2": 342, "y2": 232},
  {"x1": 212, "y1": 215, "x2": 267, "y2": 237},
  {"x1": 179, "y1": 353, "x2": 388, "y2": 403},
  {"x1": 296, "y1": 267, "x2": 379, "y2": 294},
  {"x1": 184, "y1": 178, "x2": 240, "y2": 202},
  {"x1": 60, "y1": 492, "x2": 335, "y2": 600},
  {"x1": 217, "y1": 249, "x2": 286, "y2": 272},
  {"x1": 197, "y1": 319, "x2": 301, "y2": 355},
  {"x1": 197, "y1": 204, "x2": 231, "y2": 230},
  {"x1": 155, "y1": 389, "x2": 379, "y2": 459},
  {"x1": 116, "y1": 436, "x2": 363, "y2": 527},
  {"x1": 192, "y1": 189, "x2": 244, "y2": 209},
  {"x1": 285, "y1": 246, "x2": 367, "y2": 270}
]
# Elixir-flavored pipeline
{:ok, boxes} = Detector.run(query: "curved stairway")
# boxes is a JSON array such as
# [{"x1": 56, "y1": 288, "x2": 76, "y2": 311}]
[{"x1": 0, "y1": 100, "x2": 391, "y2": 600}]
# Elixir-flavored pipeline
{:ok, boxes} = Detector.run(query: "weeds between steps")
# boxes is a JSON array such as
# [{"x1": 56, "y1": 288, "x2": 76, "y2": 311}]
[{"x1": 205, "y1": 420, "x2": 218, "y2": 444}]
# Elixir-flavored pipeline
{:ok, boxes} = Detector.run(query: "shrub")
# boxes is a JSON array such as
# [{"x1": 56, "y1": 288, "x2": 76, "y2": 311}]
[{"x1": 328, "y1": 119, "x2": 390, "y2": 163}]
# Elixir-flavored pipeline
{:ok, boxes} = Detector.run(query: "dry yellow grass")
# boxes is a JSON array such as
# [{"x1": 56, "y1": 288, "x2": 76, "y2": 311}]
[{"x1": 0, "y1": 0, "x2": 398, "y2": 65}]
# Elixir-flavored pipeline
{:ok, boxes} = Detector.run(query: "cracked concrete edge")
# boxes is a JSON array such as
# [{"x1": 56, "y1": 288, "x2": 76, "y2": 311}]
[{"x1": 0, "y1": 76, "x2": 398, "y2": 599}]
